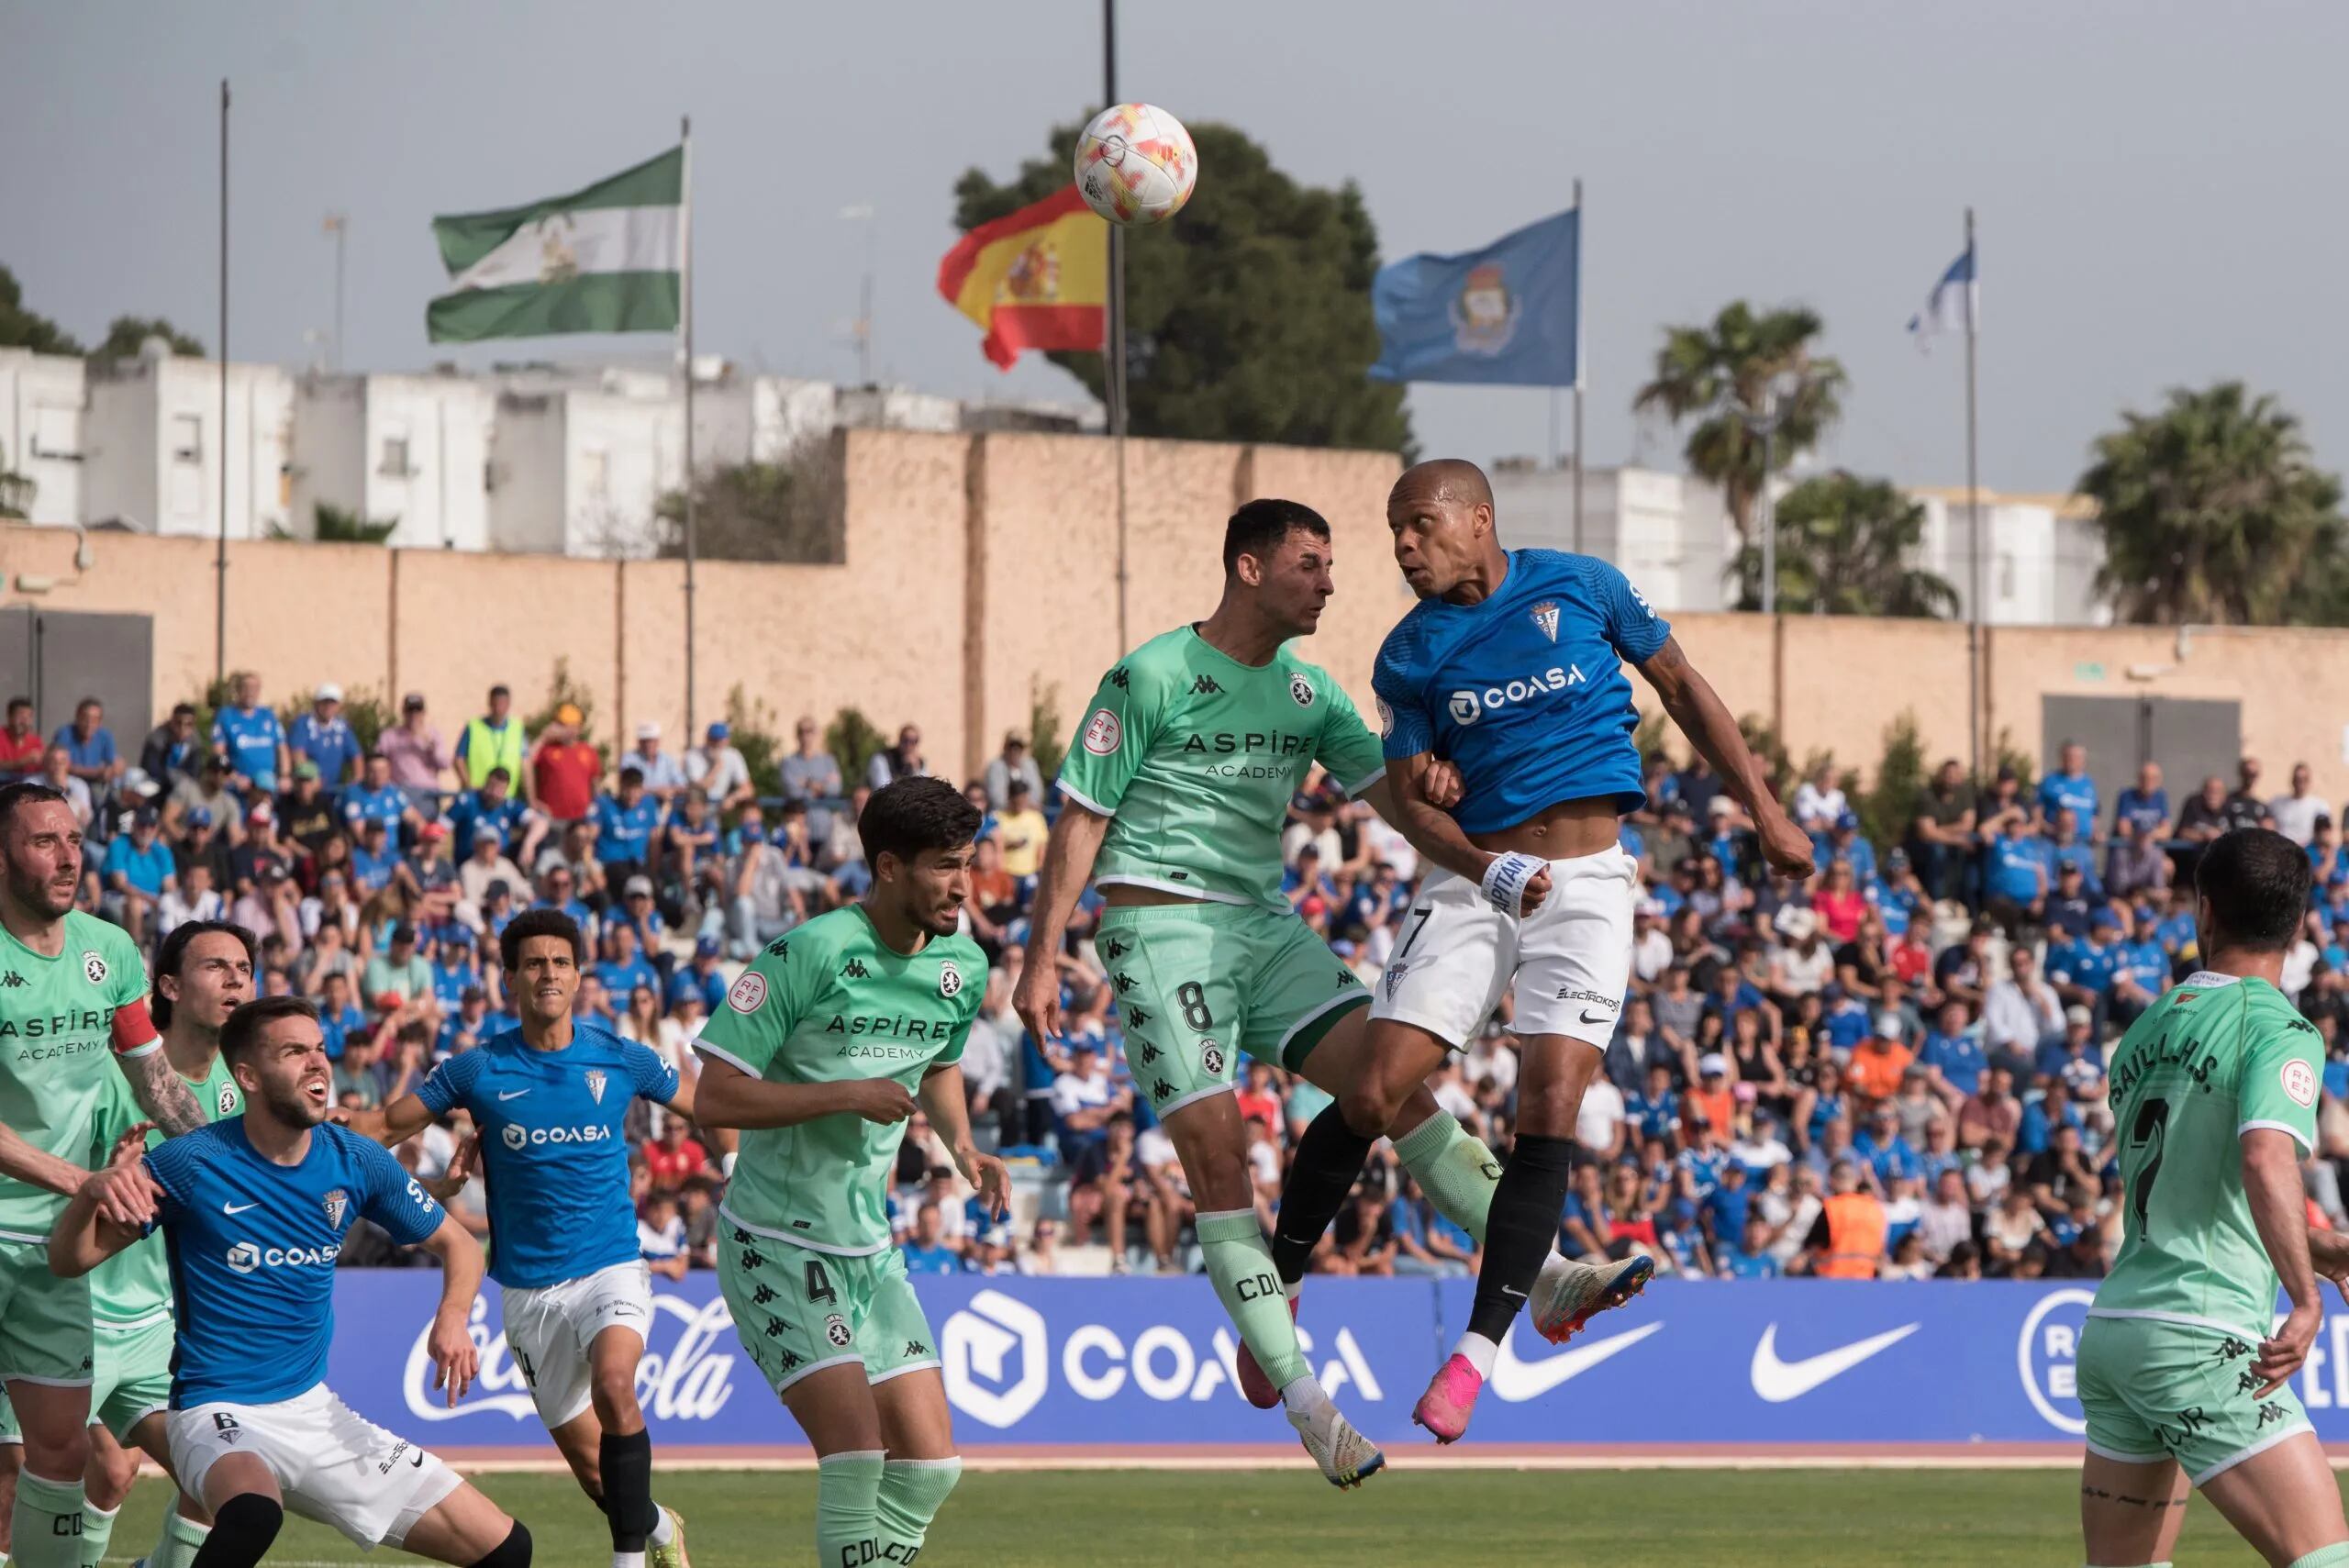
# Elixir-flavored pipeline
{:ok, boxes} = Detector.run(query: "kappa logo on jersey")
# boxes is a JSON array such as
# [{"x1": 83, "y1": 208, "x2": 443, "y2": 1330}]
[
  {"x1": 1125, "y1": 1005, "x2": 1151, "y2": 1029},
  {"x1": 321, "y1": 1187, "x2": 351, "y2": 1229},
  {"x1": 1082, "y1": 708, "x2": 1122, "y2": 756},
  {"x1": 1102, "y1": 938, "x2": 1129, "y2": 962},
  {"x1": 584, "y1": 1068, "x2": 608, "y2": 1105},
  {"x1": 1289, "y1": 673, "x2": 1315, "y2": 707},
  {"x1": 0, "y1": 971, "x2": 22, "y2": 988},
  {"x1": 1192, "y1": 675, "x2": 1223, "y2": 696},
  {"x1": 728, "y1": 971, "x2": 768, "y2": 1014},
  {"x1": 939, "y1": 960, "x2": 963, "y2": 998},
  {"x1": 82, "y1": 950, "x2": 107, "y2": 986},
  {"x1": 764, "y1": 937, "x2": 791, "y2": 959},
  {"x1": 841, "y1": 959, "x2": 871, "y2": 980},
  {"x1": 1448, "y1": 666, "x2": 1589, "y2": 728},
  {"x1": 1108, "y1": 666, "x2": 1129, "y2": 689},
  {"x1": 2283, "y1": 1058, "x2": 2319, "y2": 1107},
  {"x1": 1531, "y1": 600, "x2": 1560, "y2": 641}
]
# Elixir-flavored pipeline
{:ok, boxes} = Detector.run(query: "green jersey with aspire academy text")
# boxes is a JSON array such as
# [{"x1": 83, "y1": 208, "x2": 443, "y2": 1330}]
[
  {"x1": 693, "y1": 906, "x2": 985, "y2": 1256},
  {"x1": 2091, "y1": 971, "x2": 2322, "y2": 1340},
  {"x1": 1054, "y1": 626, "x2": 1387, "y2": 910},
  {"x1": 89, "y1": 1051, "x2": 243, "y2": 1327},
  {"x1": 0, "y1": 912, "x2": 152, "y2": 1240}
]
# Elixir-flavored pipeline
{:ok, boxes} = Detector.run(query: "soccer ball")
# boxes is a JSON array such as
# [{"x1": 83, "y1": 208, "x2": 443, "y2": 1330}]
[{"x1": 1074, "y1": 104, "x2": 1197, "y2": 227}]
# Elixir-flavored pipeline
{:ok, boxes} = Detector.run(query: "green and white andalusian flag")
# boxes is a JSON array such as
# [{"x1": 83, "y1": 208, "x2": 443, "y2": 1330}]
[{"x1": 426, "y1": 147, "x2": 683, "y2": 342}]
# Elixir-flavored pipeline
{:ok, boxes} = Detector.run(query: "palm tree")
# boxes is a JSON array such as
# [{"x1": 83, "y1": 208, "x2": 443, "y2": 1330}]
[
  {"x1": 2079, "y1": 381, "x2": 2348, "y2": 625},
  {"x1": 1728, "y1": 470, "x2": 1958, "y2": 617},
  {"x1": 1634, "y1": 302, "x2": 1847, "y2": 550}
]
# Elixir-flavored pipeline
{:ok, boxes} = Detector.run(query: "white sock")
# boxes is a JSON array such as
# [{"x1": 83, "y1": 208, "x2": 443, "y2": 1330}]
[
  {"x1": 1279, "y1": 1374, "x2": 1325, "y2": 1415},
  {"x1": 615, "y1": 1554, "x2": 647, "y2": 1568},
  {"x1": 649, "y1": 1507, "x2": 676, "y2": 1546},
  {"x1": 1453, "y1": 1330, "x2": 1500, "y2": 1378}
]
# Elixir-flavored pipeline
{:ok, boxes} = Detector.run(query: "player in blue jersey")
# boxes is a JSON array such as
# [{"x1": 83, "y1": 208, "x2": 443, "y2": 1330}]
[
  {"x1": 48, "y1": 995, "x2": 531, "y2": 1568},
  {"x1": 360, "y1": 907, "x2": 695, "y2": 1568},
  {"x1": 1270, "y1": 460, "x2": 1815, "y2": 1441}
]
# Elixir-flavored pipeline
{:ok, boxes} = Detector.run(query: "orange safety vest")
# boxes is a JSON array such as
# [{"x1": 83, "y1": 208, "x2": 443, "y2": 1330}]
[{"x1": 1819, "y1": 1193, "x2": 1887, "y2": 1280}]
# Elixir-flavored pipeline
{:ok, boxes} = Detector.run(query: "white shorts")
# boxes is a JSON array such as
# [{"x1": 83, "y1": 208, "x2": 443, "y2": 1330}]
[
  {"x1": 503, "y1": 1259, "x2": 655, "y2": 1427},
  {"x1": 1372, "y1": 846, "x2": 1637, "y2": 1049},
  {"x1": 166, "y1": 1384, "x2": 462, "y2": 1549}
]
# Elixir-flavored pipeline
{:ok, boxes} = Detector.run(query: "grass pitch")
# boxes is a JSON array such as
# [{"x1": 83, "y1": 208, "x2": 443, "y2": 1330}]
[{"x1": 92, "y1": 1464, "x2": 2301, "y2": 1564}]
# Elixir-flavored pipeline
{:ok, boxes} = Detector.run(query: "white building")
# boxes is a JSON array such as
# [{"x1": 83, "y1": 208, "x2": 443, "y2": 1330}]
[
  {"x1": 693, "y1": 368, "x2": 837, "y2": 467},
  {"x1": 0, "y1": 349, "x2": 88, "y2": 527},
  {"x1": 487, "y1": 382, "x2": 685, "y2": 558},
  {"x1": 81, "y1": 345, "x2": 293, "y2": 540},
  {"x1": 290, "y1": 371, "x2": 495, "y2": 550},
  {"x1": 1910, "y1": 487, "x2": 2110, "y2": 628},
  {"x1": 1491, "y1": 464, "x2": 1737, "y2": 611}
]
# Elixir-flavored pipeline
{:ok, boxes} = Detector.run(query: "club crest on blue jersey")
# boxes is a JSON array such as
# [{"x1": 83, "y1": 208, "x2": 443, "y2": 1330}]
[
  {"x1": 321, "y1": 1187, "x2": 350, "y2": 1229},
  {"x1": 1531, "y1": 600, "x2": 1560, "y2": 641},
  {"x1": 585, "y1": 1068, "x2": 608, "y2": 1104}
]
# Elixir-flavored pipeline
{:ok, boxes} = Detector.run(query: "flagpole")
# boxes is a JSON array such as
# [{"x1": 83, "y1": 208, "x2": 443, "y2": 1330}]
[
  {"x1": 215, "y1": 78, "x2": 229, "y2": 688},
  {"x1": 680, "y1": 115, "x2": 698, "y2": 740},
  {"x1": 1104, "y1": 0, "x2": 1130, "y2": 655},
  {"x1": 1571, "y1": 175, "x2": 1585, "y2": 553},
  {"x1": 1964, "y1": 206, "x2": 1981, "y2": 784}
]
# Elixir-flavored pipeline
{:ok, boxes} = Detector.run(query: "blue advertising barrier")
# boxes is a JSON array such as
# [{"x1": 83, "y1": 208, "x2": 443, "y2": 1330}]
[{"x1": 323, "y1": 1273, "x2": 2349, "y2": 1449}]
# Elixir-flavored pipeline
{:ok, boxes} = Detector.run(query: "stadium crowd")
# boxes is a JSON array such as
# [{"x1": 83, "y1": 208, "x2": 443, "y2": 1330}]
[{"x1": 24, "y1": 674, "x2": 2349, "y2": 1287}]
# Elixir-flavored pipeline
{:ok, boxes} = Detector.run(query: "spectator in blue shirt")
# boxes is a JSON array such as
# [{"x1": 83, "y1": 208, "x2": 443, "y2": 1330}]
[
  {"x1": 1391, "y1": 1178, "x2": 1475, "y2": 1278},
  {"x1": 2111, "y1": 761, "x2": 2171, "y2": 842},
  {"x1": 315, "y1": 972, "x2": 368, "y2": 1062},
  {"x1": 1983, "y1": 824, "x2": 2048, "y2": 930},
  {"x1": 2043, "y1": 862, "x2": 2095, "y2": 939},
  {"x1": 286, "y1": 683, "x2": 363, "y2": 785},
  {"x1": 596, "y1": 919, "x2": 661, "y2": 1000},
  {"x1": 436, "y1": 986, "x2": 495, "y2": 1060},
  {"x1": 2111, "y1": 909, "x2": 2170, "y2": 1025},
  {"x1": 55, "y1": 697, "x2": 122, "y2": 791},
  {"x1": 1719, "y1": 1215, "x2": 1784, "y2": 1279},
  {"x1": 210, "y1": 671, "x2": 288, "y2": 792},
  {"x1": 349, "y1": 817, "x2": 400, "y2": 894},
  {"x1": 2043, "y1": 807, "x2": 2103, "y2": 897},
  {"x1": 339, "y1": 751, "x2": 414, "y2": 838},
  {"x1": 1627, "y1": 1063, "x2": 1681, "y2": 1144},
  {"x1": 1700, "y1": 1159, "x2": 1753, "y2": 1251},
  {"x1": 1818, "y1": 813, "x2": 1878, "y2": 885},
  {"x1": 448, "y1": 765, "x2": 541, "y2": 866},
  {"x1": 900, "y1": 1203, "x2": 966, "y2": 1276},
  {"x1": 2047, "y1": 911, "x2": 2124, "y2": 1029},
  {"x1": 1854, "y1": 1105, "x2": 1920, "y2": 1186},
  {"x1": 2016, "y1": 1081, "x2": 2084, "y2": 1156},
  {"x1": 533, "y1": 864, "x2": 600, "y2": 947},
  {"x1": 666, "y1": 936, "x2": 729, "y2": 1015},
  {"x1": 594, "y1": 766, "x2": 662, "y2": 889},
  {"x1": 99, "y1": 807, "x2": 174, "y2": 938},
  {"x1": 2038, "y1": 740, "x2": 2099, "y2": 834},
  {"x1": 1920, "y1": 1000, "x2": 1987, "y2": 1104}
]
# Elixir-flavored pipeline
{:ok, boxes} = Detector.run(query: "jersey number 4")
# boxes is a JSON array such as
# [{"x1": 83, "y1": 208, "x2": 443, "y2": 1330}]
[
  {"x1": 2129, "y1": 1096, "x2": 2171, "y2": 1239},
  {"x1": 805, "y1": 1260, "x2": 838, "y2": 1306}
]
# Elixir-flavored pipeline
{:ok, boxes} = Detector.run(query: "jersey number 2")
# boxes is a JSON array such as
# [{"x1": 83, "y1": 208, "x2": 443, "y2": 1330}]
[{"x1": 2129, "y1": 1096, "x2": 2171, "y2": 1238}]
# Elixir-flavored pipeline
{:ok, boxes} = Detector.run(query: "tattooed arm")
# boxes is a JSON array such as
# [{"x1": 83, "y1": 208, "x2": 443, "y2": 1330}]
[{"x1": 118, "y1": 1047, "x2": 206, "y2": 1137}]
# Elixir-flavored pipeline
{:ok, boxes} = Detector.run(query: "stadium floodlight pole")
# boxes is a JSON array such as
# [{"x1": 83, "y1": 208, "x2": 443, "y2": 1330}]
[
  {"x1": 1104, "y1": 0, "x2": 1130, "y2": 654},
  {"x1": 1571, "y1": 175, "x2": 1585, "y2": 553},
  {"x1": 215, "y1": 78, "x2": 229, "y2": 688},
  {"x1": 680, "y1": 113, "x2": 698, "y2": 741},
  {"x1": 1727, "y1": 379, "x2": 1791, "y2": 620},
  {"x1": 323, "y1": 212, "x2": 347, "y2": 373},
  {"x1": 1964, "y1": 205, "x2": 1983, "y2": 784}
]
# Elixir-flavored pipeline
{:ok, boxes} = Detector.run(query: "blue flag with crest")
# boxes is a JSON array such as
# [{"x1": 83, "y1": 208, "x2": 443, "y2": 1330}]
[{"x1": 1369, "y1": 208, "x2": 1579, "y2": 387}]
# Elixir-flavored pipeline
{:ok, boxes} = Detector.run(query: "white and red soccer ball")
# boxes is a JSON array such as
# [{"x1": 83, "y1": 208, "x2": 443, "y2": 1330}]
[{"x1": 1074, "y1": 103, "x2": 1197, "y2": 227}]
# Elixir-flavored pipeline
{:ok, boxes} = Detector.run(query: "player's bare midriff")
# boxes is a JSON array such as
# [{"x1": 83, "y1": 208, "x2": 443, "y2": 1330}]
[
  {"x1": 1100, "y1": 884, "x2": 1208, "y2": 908},
  {"x1": 1469, "y1": 795, "x2": 1621, "y2": 862}
]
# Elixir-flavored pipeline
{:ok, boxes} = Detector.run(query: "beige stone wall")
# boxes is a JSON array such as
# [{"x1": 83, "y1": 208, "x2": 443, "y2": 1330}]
[{"x1": 11, "y1": 428, "x2": 2349, "y2": 804}]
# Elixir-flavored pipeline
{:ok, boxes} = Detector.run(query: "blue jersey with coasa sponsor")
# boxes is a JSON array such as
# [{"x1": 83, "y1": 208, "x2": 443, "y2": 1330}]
[
  {"x1": 144, "y1": 1120, "x2": 441, "y2": 1407},
  {"x1": 1374, "y1": 550, "x2": 1669, "y2": 832},
  {"x1": 415, "y1": 1023, "x2": 678, "y2": 1289}
]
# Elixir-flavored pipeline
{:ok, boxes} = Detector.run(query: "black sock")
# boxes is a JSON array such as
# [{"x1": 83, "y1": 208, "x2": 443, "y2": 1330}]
[
  {"x1": 600, "y1": 1428, "x2": 657, "y2": 1551},
  {"x1": 192, "y1": 1495, "x2": 282, "y2": 1568},
  {"x1": 470, "y1": 1518, "x2": 534, "y2": 1567},
  {"x1": 1466, "y1": 1133, "x2": 1575, "y2": 1344},
  {"x1": 1270, "y1": 1105, "x2": 1376, "y2": 1285}
]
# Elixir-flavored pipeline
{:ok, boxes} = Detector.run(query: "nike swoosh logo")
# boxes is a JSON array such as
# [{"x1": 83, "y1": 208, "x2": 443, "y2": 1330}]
[
  {"x1": 1500, "y1": 1284, "x2": 1528, "y2": 1299},
  {"x1": 1749, "y1": 1321, "x2": 1920, "y2": 1403},
  {"x1": 1489, "y1": 1320, "x2": 1664, "y2": 1402},
  {"x1": 497, "y1": 1089, "x2": 530, "y2": 1101},
  {"x1": 222, "y1": 1201, "x2": 260, "y2": 1215},
  {"x1": 1579, "y1": 1009, "x2": 1609, "y2": 1026}
]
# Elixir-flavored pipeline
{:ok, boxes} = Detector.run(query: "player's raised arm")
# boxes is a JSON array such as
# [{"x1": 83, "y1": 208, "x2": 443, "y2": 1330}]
[{"x1": 1635, "y1": 637, "x2": 1815, "y2": 879}]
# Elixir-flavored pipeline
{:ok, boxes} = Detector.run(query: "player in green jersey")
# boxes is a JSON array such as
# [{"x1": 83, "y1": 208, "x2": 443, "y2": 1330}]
[
  {"x1": 1014, "y1": 499, "x2": 1649, "y2": 1486},
  {"x1": 0, "y1": 783, "x2": 207, "y2": 1568},
  {"x1": 0, "y1": 920, "x2": 252, "y2": 1568},
  {"x1": 695, "y1": 778, "x2": 1008, "y2": 1568},
  {"x1": 2077, "y1": 829, "x2": 2349, "y2": 1568}
]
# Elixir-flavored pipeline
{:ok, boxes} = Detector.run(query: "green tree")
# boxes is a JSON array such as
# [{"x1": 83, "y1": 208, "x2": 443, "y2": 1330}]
[
  {"x1": 953, "y1": 118, "x2": 1410, "y2": 451},
  {"x1": 1029, "y1": 680, "x2": 1068, "y2": 783},
  {"x1": 1728, "y1": 471, "x2": 1959, "y2": 617},
  {"x1": 298, "y1": 502, "x2": 397, "y2": 544},
  {"x1": 0, "y1": 470, "x2": 33, "y2": 521},
  {"x1": 723, "y1": 684, "x2": 788, "y2": 799},
  {"x1": 654, "y1": 442, "x2": 842, "y2": 564},
  {"x1": 2079, "y1": 381, "x2": 2349, "y2": 625},
  {"x1": 1857, "y1": 713, "x2": 1928, "y2": 853},
  {"x1": 0, "y1": 266, "x2": 83, "y2": 355},
  {"x1": 1633, "y1": 302, "x2": 1846, "y2": 551},
  {"x1": 91, "y1": 316, "x2": 204, "y2": 361},
  {"x1": 826, "y1": 706, "x2": 886, "y2": 790}
]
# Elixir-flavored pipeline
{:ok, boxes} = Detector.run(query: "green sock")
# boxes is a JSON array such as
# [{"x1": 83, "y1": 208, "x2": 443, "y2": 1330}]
[
  {"x1": 75, "y1": 1501, "x2": 115, "y2": 1568},
  {"x1": 146, "y1": 1510, "x2": 212, "y2": 1568},
  {"x1": 1197, "y1": 1207, "x2": 1308, "y2": 1391},
  {"x1": 816, "y1": 1450, "x2": 885, "y2": 1568},
  {"x1": 12, "y1": 1470, "x2": 86, "y2": 1568},
  {"x1": 1391, "y1": 1113, "x2": 1505, "y2": 1246},
  {"x1": 876, "y1": 1457, "x2": 962, "y2": 1562},
  {"x1": 2287, "y1": 1548, "x2": 2349, "y2": 1568}
]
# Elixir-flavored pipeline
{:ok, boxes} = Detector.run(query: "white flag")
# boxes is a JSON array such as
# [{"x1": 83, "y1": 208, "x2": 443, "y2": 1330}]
[{"x1": 1906, "y1": 247, "x2": 1976, "y2": 353}]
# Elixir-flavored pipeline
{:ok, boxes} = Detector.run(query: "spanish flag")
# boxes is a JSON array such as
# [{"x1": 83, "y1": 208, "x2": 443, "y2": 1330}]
[{"x1": 936, "y1": 186, "x2": 1107, "y2": 370}]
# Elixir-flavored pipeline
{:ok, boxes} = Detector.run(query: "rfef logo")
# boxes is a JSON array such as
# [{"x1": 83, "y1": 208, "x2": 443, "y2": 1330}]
[{"x1": 2018, "y1": 1287, "x2": 2097, "y2": 1435}]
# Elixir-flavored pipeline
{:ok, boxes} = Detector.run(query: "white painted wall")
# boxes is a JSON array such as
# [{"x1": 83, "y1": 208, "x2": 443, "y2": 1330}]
[
  {"x1": 0, "y1": 350, "x2": 87, "y2": 527},
  {"x1": 84, "y1": 352, "x2": 292, "y2": 539}
]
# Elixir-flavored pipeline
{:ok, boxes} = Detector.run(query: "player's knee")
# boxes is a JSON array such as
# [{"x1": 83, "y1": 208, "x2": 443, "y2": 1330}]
[
  {"x1": 590, "y1": 1371, "x2": 642, "y2": 1429},
  {"x1": 1338, "y1": 1078, "x2": 1403, "y2": 1140},
  {"x1": 210, "y1": 1492, "x2": 284, "y2": 1558},
  {"x1": 21, "y1": 1421, "x2": 90, "y2": 1478},
  {"x1": 467, "y1": 1517, "x2": 532, "y2": 1567},
  {"x1": 83, "y1": 1451, "x2": 136, "y2": 1511}
]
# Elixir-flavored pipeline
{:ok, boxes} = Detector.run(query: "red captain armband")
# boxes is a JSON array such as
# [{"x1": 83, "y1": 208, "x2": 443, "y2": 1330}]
[{"x1": 111, "y1": 999, "x2": 161, "y2": 1058}]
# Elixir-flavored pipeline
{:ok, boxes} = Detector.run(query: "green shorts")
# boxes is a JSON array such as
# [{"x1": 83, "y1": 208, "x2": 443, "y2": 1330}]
[
  {"x1": 1096, "y1": 901, "x2": 1369, "y2": 1118},
  {"x1": 0, "y1": 1237, "x2": 95, "y2": 1387},
  {"x1": 0, "y1": 1315, "x2": 173, "y2": 1446},
  {"x1": 2076, "y1": 1314, "x2": 2314, "y2": 1485},
  {"x1": 718, "y1": 1237, "x2": 939, "y2": 1397}
]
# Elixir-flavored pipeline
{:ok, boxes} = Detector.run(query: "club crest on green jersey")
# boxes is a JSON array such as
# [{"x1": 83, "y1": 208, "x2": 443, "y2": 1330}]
[
  {"x1": 1289, "y1": 673, "x2": 1315, "y2": 707},
  {"x1": 939, "y1": 960, "x2": 964, "y2": 998},
  {"x1": 82, "y1": 951, "x2": 107, "y2": 986}
]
